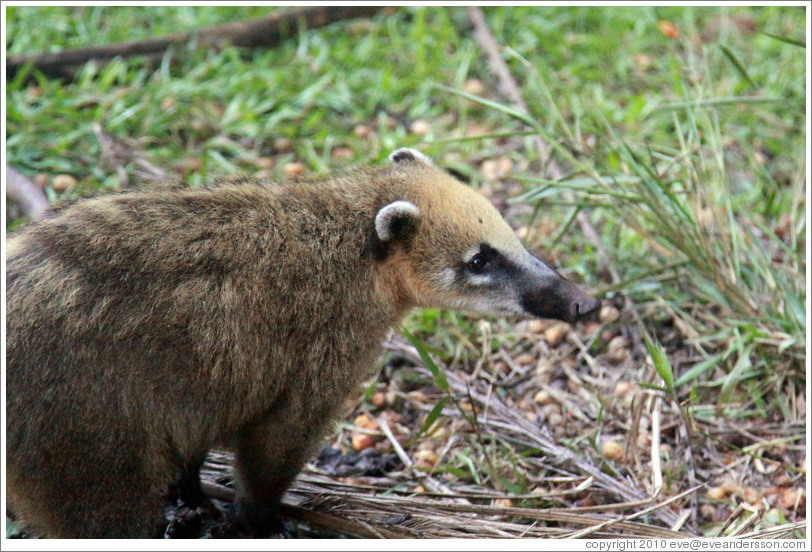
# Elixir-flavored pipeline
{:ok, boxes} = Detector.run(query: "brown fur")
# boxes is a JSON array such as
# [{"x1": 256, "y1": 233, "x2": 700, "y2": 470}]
[{"x1": 6, "y1": 155, "x2": 597, "y2": 537}]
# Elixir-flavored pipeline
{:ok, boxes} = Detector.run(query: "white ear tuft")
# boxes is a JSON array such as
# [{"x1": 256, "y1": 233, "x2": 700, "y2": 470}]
[
  {"x1": 375, "y1": 200, "x2": 421, "y2": 242},
  {"x1": 389, "y1": 148, "x2": 433, "y2": 166}
]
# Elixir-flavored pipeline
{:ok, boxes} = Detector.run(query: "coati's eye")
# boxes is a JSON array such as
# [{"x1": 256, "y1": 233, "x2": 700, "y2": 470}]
[{"x1": 468, "y1": 253, "x2": 489, "y2": 273}]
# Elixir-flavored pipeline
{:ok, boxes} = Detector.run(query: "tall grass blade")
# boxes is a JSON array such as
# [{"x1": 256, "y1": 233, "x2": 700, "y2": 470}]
[
  {"x1": 761, "y1": 32, "x2": 806, "y2": 48},
  {"x1": 719, "y1": 44, "x2": 756, "y2": 88},
  {"x1": 403, "y1": 329, "x2": 450, "y2": 393},
  {"x1": 645, "y1": 336, "x2": 676, "y2": 399}
]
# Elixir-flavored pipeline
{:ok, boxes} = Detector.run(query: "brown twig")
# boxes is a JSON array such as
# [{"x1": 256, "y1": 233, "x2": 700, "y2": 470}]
[
  {"x1": 6, "y1": 166, "x2": 49, "y2": 219},
  {"x1": 7, "y1": 6, "x2": 386, "y2": 81},
  {"x1": 92, "y1": 123, "x2": 167, "y2": 187},
  {"x1": 465, "y1": 6, "x2": 559, "y2": 177}
]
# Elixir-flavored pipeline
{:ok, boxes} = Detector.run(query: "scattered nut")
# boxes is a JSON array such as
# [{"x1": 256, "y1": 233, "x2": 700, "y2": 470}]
[
  {"x1": 409, "y1": 119, "x2": 431, "y2": 136},
  {"x1": 742, "y1": 487, "x2": 763, "y2": 506},
  {"x1": 636, "y1": 433, "x2": 651, "y2": 448},
  {"x1": 606, "y1": 336, "x2": 631, "y2": 363},
  {"x1": 658, "y1": 20, "x2": 679, "y2": 39},
  {"x1": 331, "y1": 147, "x2": 354, "y2": 160},
  {"x1": 351, "y1": 433, "x2": 376, "y2": 452},
  {"x1": 407, "y1": 390, "x2": 428, "y2": 403},
  {"x1": 493, "y1": 498, "x2": 513, "y2": 508},
  {"x1": 273, "y1": 137, "x2": 294, "y2": 153},
  {"x1": 370, "y1": 391, "x2": 387, "y2": 409},
  {"x1": 416, "y1": 440, "x2": 435, "y2": 452},
  {"x1": 602, "y1": 440, "x2": 625, "y2": 461},
  {"x1": 533, "y1": 390, "x2": 554, "y2": 406},
  {"x1": 353, "y1": 413, "x2": 378, "y2": 431},
  {"x1": 464, "y1": 124, "x2": 492, "y2": 138},
  {"x1": 282, "y1": 162, "x2": 305, "y2": 179},
  {"x1": 583, "y1": 321, "x2": 602, "y2": 336},
  {"x1": 514, "y1": 353, "x2": 536, "y2": 366},
  {"x1": 541, "y1": 403, "x2": 561, "y2": 418},
  {"x1": 52, "y1": 174, "x2": 77, "y2": 192},
  {"x1": 599, "y1": 304, "x2": 620, "y2": 324},
  {"x1": 634, "y1": 53, "x2": 653, "y2": 72},
  {"x1": 774, "y1": 473, "x2": 793, "y2": 487},
  {"x1": 546, "y1": 412, "x2": 564, "y2": 427},
  {"x1": 479, "y1": 156, "x2": 513, "y2": 181},
  {"x1": 462, "y1": 78, "x2": 485, "y2": 96},
  {"x1": 520, "y1": 319, "x2": 547, "y2": 334},
  {"x1": 354, "y1": 124, "x2": 373, "y2": 138},
  {"x1": 614, "y1": 381, "x2": 636, "y2": 397},
  {"x1": 513, "y1": 226, "x2": 530, "y2": 241},
  {"x1": 779, "y1": 488, "x2": 804, "y2": 510},
  {"x1": 253, "y1": 157, "x2": 275, "y2": 170},
  {"x1": 516, "y1": 398, "x2": 534, "y2": 413},
  {"x1": 543, "y1": 323, "x2": 570, "y2": 346},
  {"x1": 414, "y1": 450, "x2": 439, "y2": 466},
  {"x1": 706, "y1": 486, "x2": 728, "y2": 501}
]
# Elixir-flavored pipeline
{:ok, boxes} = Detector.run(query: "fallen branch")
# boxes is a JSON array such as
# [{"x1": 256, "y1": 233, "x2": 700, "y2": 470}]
[
  {"x1": 92, "y1": 123, "x2": 167, "y2": 187},
  {"x1": 466, "y1": 6, "x2": 559, "y2": 177},
  {"x1": 7, "y1": 6, "x2": 385, "y2": 81},
  {"x1": 6, "y1": 166, "x2": 49, "y2": 219}
]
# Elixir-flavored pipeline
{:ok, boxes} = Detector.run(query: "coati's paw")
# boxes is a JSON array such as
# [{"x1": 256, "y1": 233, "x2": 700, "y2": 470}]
[
  {"x1": 233, "y1": 499, "x2": 286, "y2": 538},
  {"x1": 172, "y1": 465, "x2": 207, "y2": 509}
]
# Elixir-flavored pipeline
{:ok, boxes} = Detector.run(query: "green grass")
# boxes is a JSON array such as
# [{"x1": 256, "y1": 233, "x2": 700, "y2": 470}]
[{"x1": 6, "y1": 3, "x2": 806, "y2": 464}]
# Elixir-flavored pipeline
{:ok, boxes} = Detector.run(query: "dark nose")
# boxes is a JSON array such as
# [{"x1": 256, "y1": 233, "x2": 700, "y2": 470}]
[
  {"x1": 571, "y1": 292, "x2": 601, "y2": 322},
  {"x1": 519, "y1": 275, "x2": 601, "y2": 323}
]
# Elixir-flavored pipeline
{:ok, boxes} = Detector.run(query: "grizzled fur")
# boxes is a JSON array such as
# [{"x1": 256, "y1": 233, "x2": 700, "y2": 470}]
[{"x1": 6, "y1": 151, "x2": 598, "y2": 537}]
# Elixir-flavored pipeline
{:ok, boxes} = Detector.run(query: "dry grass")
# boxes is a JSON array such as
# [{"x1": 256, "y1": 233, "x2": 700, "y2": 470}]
[{"x1": 188, "y1": 329, "x2": 804, "y2": 539}]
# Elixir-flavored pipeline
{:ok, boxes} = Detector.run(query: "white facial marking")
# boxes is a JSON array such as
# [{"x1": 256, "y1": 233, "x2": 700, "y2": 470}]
[
  {"x1": 438, "y1": 268, "x2": 456, "y2": 290},
  {"x1": 462, "y1": 246, "x2": 481, "y2": 264},
  {"x1": 375, "y1": 200, "x2": 420, "y2": 242},
  {"x1": 389, "y1": 148, "x2": 433, "y2": 166},
  {"x1": 449, "y1": 294, "x2": 523, "y2": 316},
  {"x1": 467, "y1": 273, "x2": 493, "y2": 287}
]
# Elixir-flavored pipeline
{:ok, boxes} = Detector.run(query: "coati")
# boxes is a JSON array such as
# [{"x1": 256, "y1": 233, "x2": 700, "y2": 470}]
[{"x1": 6, "y1": 148, "x2": 600, "y2": 538}]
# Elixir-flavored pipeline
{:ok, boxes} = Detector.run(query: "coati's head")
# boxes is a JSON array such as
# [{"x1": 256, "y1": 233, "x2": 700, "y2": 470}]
[{"x1": 374, "y1": 148, "x2": 600, "y2": 324}]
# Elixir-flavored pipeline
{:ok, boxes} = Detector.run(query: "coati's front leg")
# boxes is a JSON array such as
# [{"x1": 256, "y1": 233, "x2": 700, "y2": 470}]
[
  {"x1": 171, "y1": 455, "x2": 208, "y2": 508},
  {"x1": 233, "y1": 406, "x2": 329, "y2": 537}
]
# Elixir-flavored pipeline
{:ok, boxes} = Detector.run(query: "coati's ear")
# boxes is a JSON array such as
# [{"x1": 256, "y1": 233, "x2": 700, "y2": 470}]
[
  {"x1": 389, "y1": 148, "x2": 433, "y2": 166},
  {"x1": 375, "y1": 200, "x2": 421, "y2": 245}
]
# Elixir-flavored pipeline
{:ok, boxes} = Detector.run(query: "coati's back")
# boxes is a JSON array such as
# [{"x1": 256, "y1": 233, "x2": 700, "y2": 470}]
[{"x1": 5, "y1": 170, "x2": 403, "y2": 537}]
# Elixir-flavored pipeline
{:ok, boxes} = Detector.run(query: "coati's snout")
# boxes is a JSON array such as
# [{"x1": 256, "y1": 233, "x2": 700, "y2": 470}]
[{"x1": 518, "y1": 256, "x2": 601, "y2": 323}]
